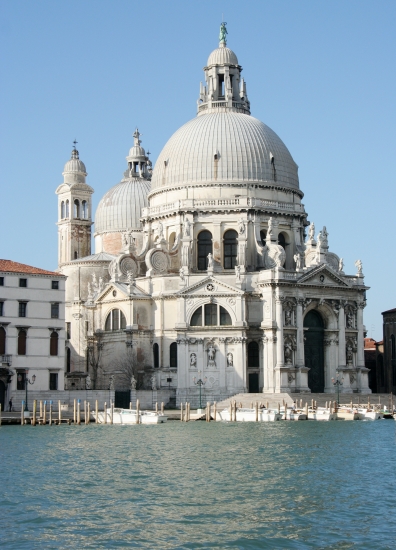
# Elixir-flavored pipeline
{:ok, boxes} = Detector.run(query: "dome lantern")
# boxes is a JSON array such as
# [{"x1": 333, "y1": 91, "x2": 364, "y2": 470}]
[{"x1": 197, "y1": 23, "x2": 250, "y2": 116}]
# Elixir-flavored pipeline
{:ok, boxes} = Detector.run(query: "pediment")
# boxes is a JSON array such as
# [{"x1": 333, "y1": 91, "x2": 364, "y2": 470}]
[
  {"x1": 177, "y1": 276, "x2": 244, "y2": 297},
  {"x1": 95, "y1": 282, "x2": 149, "y2": 303},
  {"x1": 297, "y1": 265, "x2": 350, "y2": 287}
]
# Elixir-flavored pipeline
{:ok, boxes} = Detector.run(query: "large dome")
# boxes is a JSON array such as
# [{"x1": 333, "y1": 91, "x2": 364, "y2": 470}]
[
  {"x1": 151, "y1": 112, "x2": 299, "y2": 191},
  {"x1": 95, "y1": 178, "x2": 150, "y2": 234}
]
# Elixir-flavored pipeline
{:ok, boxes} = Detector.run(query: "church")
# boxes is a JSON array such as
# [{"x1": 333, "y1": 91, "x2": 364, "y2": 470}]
[{"x1": 57, "y1": 25, "x2": 370, "y2": 406}]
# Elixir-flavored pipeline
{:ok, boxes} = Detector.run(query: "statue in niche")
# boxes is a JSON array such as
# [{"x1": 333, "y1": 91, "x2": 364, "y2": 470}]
[
  {"x1": 308, "y1": 222, "x2": 315, "y2": 241},
  {"x1": 267, "y1": 217, "x2": 274, "y2": 238},
  {"x1": 207, "y1": 253, "x2": 214, "y2": 268},
  {"x1": 238, "y1": 218, "x2": 245, "y2": 235},
  {"x1": 346, "y1": 311, "x2": 354, "y2": 328},
  {"x1": 151, "y1": 375, "x2": 157, "y2": 391},
  {"x1": 284, "y1": 341, "x2": 293, "y2": 365},
  {"x1": 85, "y1": 375, "x2": 91, "y2": 390},
  {"x1": 346, "y1": 344, "x2": 353, "y2": 366},
  {"x1": 339, "y1": 258, "x2": 344, "y2": 272},
  {"x1": 157, "y1": 221, "x2": 164, "y2": 239},
  {"x1": 98, "y1": 277, "x2": 104, "y2": 293},
  {"x1": 227, "y1": 352, "x2": 233, "y2": 367},
  {"x1": 130, "y1": 375, "x2": 137, "y2": 390},
  {"x1": 190, "y1": 353, "x2": 197, "y2": 367},
  {"x1": 235, "y1": 265, "x2": 241, "y2": 281},
  {"x1": 109, "y1": 375, "x2": 115, "y2": 390},
  {"x1": 355, "y1": 259, "x2": 363, "y2": 275},
  {"x1": 92, "y1": 273, "x2": 98, "y2": 292},
  {"x1": 183, "y1": 218, "x2": 191, "y2": 237},
  {"x1": 207, "y1": 344, "x2": 216, "y2": 367},
  {"x1": 87, "y1": 281, "x2": 93, "y2": 299},
  {"x1": 285, "y1": 309, "x2": 292, "y2": 326},
  {"x1": 293, "y1": 253, "x2": 302, "y2": 270}
]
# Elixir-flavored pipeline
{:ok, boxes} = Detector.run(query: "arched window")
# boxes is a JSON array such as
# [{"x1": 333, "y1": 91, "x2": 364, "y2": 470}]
[
  {"x1": 153, "y1": 343, "x2": 159, "y2": 368},
  {"x1": 81, "y1": 200, "x2": 88, "y2": 219},
  {"x1": 105, "y1": 309, "x2": 127, "y2": 331},
  {"x1": 248, "y1": 341, "x2": 260, "y2": 368},
  {"x1": 50, "y1": 331, "x2": 58, "y2": 356},
  {"x1": 18, "y1": 329, "x2": 27, "y2": 356},
  {"x1": 278, "y1": 232, "x2": 286, "y2": 249},
  {"x1": 66, "y1": 347, "x2": 71, "y2": 373},
  {"x1": 65, "y1": 200, "x2": 70, "y2": 218},
  {"x1": 170, "y1": 342, "x2": 178, "y2": 369},
  {"x1": 74, "y1": 199, "x2": 80, "y2": 218},
  {"x1": 169, "y1": 232, "x2": 176, "y2": 250},
  {"x1": 190, "y1": 304, "x2": 232, "y2": 327},
  {"x1": 61, "y1": 201, "x2": 65, "y2": 219},
  {"x1": 223, "y1": 230, "x2": 238, "y2": 269},
  {"x1": 0, "y1": 327, "x2": 6, "y2": 355},
  {"x1": 197, "y1": 230, "x2": 212, "y2": 270},
  {"x1": 260, "y1": 230, "x2": 267, "y2": 246}
]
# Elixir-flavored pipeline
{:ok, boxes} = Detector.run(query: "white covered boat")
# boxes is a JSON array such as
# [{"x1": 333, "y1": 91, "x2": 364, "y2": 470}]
[
  {"x1": 356, "y1": 408, "x2": 382, "y2": 420},
  {"x1": 307, "y1": 408, "x2": 336, "y2": 421},
  {"x1": 335, "y1": 407, "x2": 359, "y2": 420},
  {"x1": 281, "y1": 408, "x2": 307, "y2": 421},
  {"x1": 216, "y1": 407, "x2": 281, "y2": 422},
  {"x1": 97, "y1": 408, "x2": 167, "y2": 424}
]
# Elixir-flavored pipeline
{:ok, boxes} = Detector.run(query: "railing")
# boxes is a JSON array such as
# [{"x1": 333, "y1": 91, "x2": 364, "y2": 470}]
[{"x1": 0, "y1": 355, "x2": 12, "y2": 365}]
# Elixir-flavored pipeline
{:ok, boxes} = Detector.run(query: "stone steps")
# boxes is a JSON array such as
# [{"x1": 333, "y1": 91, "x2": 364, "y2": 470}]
[{"x1": 215, "y1": 393, "x2": 295, "y2": 410}]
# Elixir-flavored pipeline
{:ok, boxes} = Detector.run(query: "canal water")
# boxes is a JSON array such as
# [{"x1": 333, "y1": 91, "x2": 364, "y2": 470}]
[{"x1": 0, "y1": 421, "x2": 395, "y2": 549}]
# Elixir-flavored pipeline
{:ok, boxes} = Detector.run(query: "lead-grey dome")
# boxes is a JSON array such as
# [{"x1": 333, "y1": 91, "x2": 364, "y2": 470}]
[
  {"x1": 63, "y1": 149, "x2": 87, "y2": 175},
  {"x1": 151, "y1": 112, "x2": 299, "y2": 190},
  {"x1": 95, "y1": 178, "x2": 150, "y2": 234}
]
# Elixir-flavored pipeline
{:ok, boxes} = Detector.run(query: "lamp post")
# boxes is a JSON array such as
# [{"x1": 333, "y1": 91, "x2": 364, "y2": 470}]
[
  {"x1": 24, "y1": 371, "x2": 36, "y2": 412},
  {"x1": 332, "y1": 374, "x2": 344, "y2": 406},
  {"x1": 193, "y1": 371, "x2": 207, "y2": 410}
]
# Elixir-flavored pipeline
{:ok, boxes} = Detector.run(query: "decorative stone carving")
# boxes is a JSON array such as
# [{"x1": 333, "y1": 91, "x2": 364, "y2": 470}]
[
  {"x1": 207, "y1": 343, "x2": 216, "y2": 367},
  {"x1": 308, "y1": 222, "x2": 315, "y2": 242},
  {"x1": 226, "y1": 352, "x2": 233, "y2": 367},
  {"x1": 355, "y1": 259, "x2": 363, "y2": 276},
  {"x1": 235, "y1": 265, "x2": 241, "y2": 281},
  {"x1": 146, "y1": 248, "x2": 170, "y2": 275},
  {"x1": 131, "y1": 375, "x2": 137, "y2": 390},
  {"x1": 207, "y1": 253, "x2": 214, "y2": 268},
  {"x1": 284, "y1": 336, "x2": 296, "y2": 365},
  {"x1": 151, "y1": 375, "x2": 157, "y2": 391},
  {"x1": 183, "y1": 217, "x2": 191, "y2": 237},
  {"x1": 339, "y1": 258, "x2": 344, "y2": 272},
  {"x1": 120, "y1": 257, "x2": 138, "y2": 278},
  {"x1": 109, "y1": 375, "x2": 115, "y2": 390},
  {"x1": 85, "y1": 375, "x2": 91, "y2": 390},
  {"x1": 346, "y1": 344, "x2": 353, "y2": 366},
  {"x1": 264, "y1": 242, "x2": 286, "y2": 269},
  {"x1": 238, "y1": 218, "x2": 245, "y2": 235},
  {"x1": 190, "y1": 353, "x2": 197, "y2": 367},
  {"x1": 349, "y1": 372, "x2": 356, "y2": 384},
  {"x1": 179, "y1": 267, "x2": 185, "y2": 282},
  {"x1": 293, "y1": 253, "x2": 303, "y2": 271}
]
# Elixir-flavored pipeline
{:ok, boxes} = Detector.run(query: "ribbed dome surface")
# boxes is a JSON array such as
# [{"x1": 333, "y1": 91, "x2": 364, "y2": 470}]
[
  {"x1": 151, "y1": 112, "x2": 299, "y2": 190},
  {"x1": 95, "y1": 178, "x2": 150, "y2": 234},
  {"x1": 63, "y1": 158, "x2": 87, "y2": 174},
  {"x1": 128, "y1": 145, "x2": 146, "y2": 158},
  {"x1": 207, "y1": 46, "x2": 238, "y2": 66}
]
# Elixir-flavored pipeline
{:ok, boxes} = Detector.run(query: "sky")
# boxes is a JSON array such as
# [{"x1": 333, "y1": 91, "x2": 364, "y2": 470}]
[{"x1": 1, "y1": 0, "x2": 395, "y2": 339}]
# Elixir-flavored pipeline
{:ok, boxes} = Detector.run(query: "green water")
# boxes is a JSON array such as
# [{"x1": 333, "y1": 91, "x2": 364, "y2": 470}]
[{"x1": 0, "y1": 421, "x2": 395, "y2": 549}]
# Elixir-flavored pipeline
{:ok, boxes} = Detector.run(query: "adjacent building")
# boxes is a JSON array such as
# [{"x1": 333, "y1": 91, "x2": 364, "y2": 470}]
[
  {"x1": 0, "y1": 260, "x2": 65, "y2": 410},
  {"x1": 58, "y1": 26, "x2": 370, "y2": 405}
]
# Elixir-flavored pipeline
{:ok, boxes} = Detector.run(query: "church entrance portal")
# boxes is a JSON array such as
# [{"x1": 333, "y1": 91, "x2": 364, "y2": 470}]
[
  {"x1": 304, "y1": 310, "x2": 325, "y2": 392},
  {"x1": 249, "y1": 373, "x2": 259, "y2": 393}
]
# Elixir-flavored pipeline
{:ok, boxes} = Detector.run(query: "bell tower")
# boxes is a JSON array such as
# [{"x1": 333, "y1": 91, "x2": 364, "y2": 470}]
[{"x1": 55, "y1": 143, "x2": 94, "y2": 267}]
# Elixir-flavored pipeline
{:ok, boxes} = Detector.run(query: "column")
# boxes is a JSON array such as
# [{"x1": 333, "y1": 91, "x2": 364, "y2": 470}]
[
  {"x1": 241, "y1": 337, "x2": 247, "y2": 391},
  {"x1": 219, "y1": 338, "x2": 226, "y2": 389},
  {"x1": 275, "y1": 297, "x2": 284, "y2": 367},
  {"x1": 356, "y1": 303, "x2": 365, "y2": 367},
  {"x1": 296, "y1": 299, "x2": 304, "y2": 367},
  {"x1": 338, "y1": 301, "x2": 346, "y2": 368}
]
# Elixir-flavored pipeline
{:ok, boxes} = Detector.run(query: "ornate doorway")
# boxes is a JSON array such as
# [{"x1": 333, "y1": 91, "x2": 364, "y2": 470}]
[
  {"x1": 304, "y1": 310, "x2": 325, "y2": 392},
  {"x1": 249, "y1": 373, "x2": 259, "y2": 393}
]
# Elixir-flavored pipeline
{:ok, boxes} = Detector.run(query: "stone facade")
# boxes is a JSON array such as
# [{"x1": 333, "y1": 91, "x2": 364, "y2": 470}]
[{"x1": 59, "y1": 29, "x2": 370, "y2": 405}]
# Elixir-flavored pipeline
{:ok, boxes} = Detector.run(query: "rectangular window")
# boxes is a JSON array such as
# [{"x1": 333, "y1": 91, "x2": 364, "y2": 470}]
[
  {"x1": 17, "y1": 371, "x2": 26, "y2": 390},
  {"x1": 0, "y1": 302, "x2": 3, "y2": 316},
  {"x1": 204, "y1": 303, "x2": 217, "y2": 326},
  {"x1": 52, "y1": 280, "x2": 59, "y2": 290},
  {"x1": 49, "y1": 372, "x2": 58, "y2": 391},
  {"x1": 0, "y1": 277, "x2": 4, "y2": 286},
  {"x1": 19, "y1": 302, "x2": 27, "y2": 317},
  {"x1": 85, "y1": 321, "x2": 89, "y2": 335},
  {"x1": 19, "y1": 278, "x2": 27, "y2": 288},
  {"x1": 51, "y1": 303, "x2": 59, "y2": 319},
  {"x1": 66, "y1": 322, "x2": 71, "y2": 340}
]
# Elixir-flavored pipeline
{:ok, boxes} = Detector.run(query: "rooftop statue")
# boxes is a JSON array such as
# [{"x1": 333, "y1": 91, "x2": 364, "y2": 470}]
[{"x1": 219, "y1": 22, "x2": 228, "y2": 44}]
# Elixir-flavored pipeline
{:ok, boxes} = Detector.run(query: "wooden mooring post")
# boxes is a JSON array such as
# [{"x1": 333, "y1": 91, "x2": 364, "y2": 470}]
[
  {"x1": 49, "y1": 402, "x2": 53, "y2": 426},
  {"x1": 21, "y1": 402, "x2": 25, "y2": 425},
  {"x1": 73, "y1": 399, "x2": 76, "y2": 424},
  {"x1": 58, "y1": 400, "x2": 61, "y2": 424},
  {"x1": 180, "y1": 402, "x2": 184, "y2": 422},
  {"x1": 110, "y1": 402, "x2": 114, "y2": 425},
  {"x1": 213, "y1": 402, "x2": 216, "y2": 422},
  {"x1": 136, "y1": 399, "x2": 140, "y2": 424},
  {"x1": 255, "y1": 401, "x2": 259, "y2": 422},
  {"x1": 95, "y1": 400, "x2": 98, "y2": 423},
  {"x1": 77, "y1": 400, "x2": 81, "y2": 425},
  {"x1": 43, "y1": 401, "x2": 47, "y2": 425},
  {"x1": 104, "y1": 402, "x2": 107, "y2": 424},
  {"x1": 87, "y1": 402, "x2": 90, "y2": 424},
  {"x1": 40, "y1": 400, "x2": 43, "y2": 419},
  {"x1": 161, "y1": 402, "x2": 164, "y2": 414},
  {"x1": 32, "y1": 400, "x2": 37, "y2": 426}
]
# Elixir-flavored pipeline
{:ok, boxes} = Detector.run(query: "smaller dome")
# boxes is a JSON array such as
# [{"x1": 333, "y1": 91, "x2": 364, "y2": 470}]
[
  {"x1": 95, "y1": 178, "x2": 150, "y2": 234},
  {"x1": 128, "y1": 145, "x2": 146, "y2": 159},
  {"x1": 63, "y1": 149, "x2": 87, "y2": 175},
  {"x1": 207, "y1": 44, "x2": 238, "y2": 67}
]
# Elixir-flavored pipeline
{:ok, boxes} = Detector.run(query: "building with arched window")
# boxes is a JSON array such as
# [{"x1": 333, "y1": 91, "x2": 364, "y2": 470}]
[{"x1": 58, "y1": 26, "x2": 370, "y2": 404}]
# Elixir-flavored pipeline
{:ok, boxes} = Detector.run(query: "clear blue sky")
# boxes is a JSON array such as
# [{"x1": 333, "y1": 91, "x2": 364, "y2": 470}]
[{"x1": 1, "y1": 0, "x2": 395, "y2": 339}]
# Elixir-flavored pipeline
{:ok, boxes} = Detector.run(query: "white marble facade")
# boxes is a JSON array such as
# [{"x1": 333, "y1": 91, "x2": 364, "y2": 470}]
[{"x1": 58, "y1": 28, "x2": 370, "y2": 404}]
